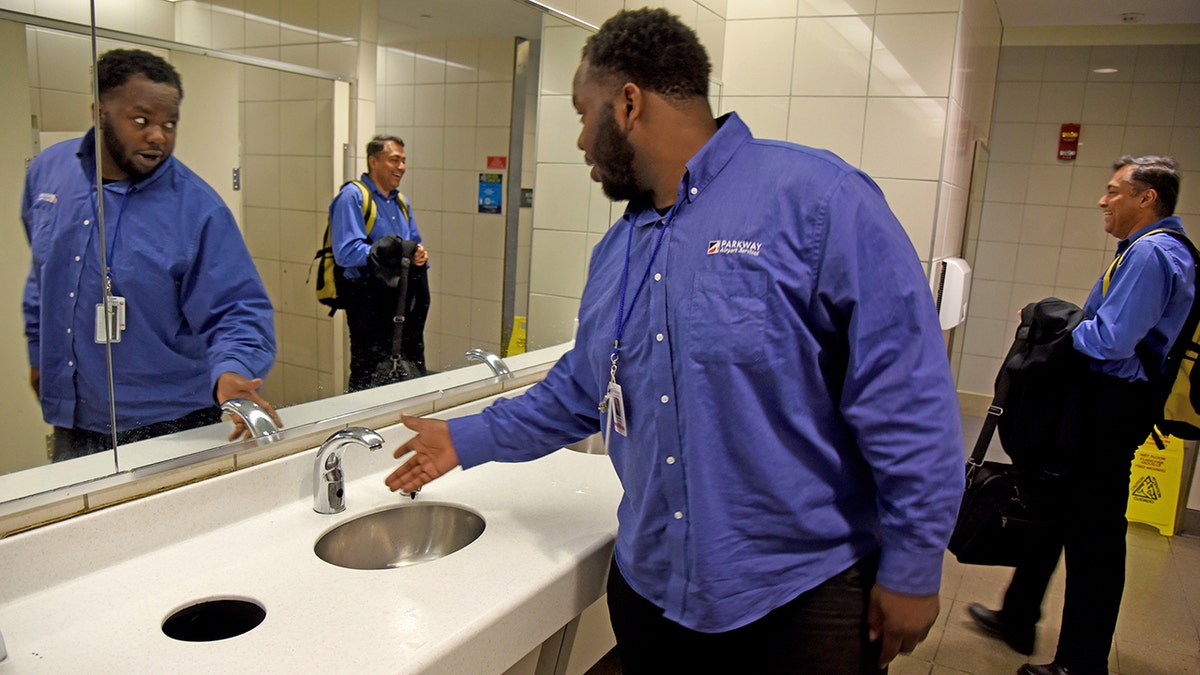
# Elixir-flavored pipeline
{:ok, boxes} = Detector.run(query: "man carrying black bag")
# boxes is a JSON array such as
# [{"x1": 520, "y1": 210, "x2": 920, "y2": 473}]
[
  {"x1": 967, "y1": 156, "x2": 1194, "y2": 675},
  {"x1": 328, "y1": 135, "x2": 431, "y2": 392}
]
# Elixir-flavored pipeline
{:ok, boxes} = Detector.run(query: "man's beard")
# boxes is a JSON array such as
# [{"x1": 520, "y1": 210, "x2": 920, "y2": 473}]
[
  {"x1": 101, "y1": 118, "x2": 154, "y2": 182},
  {"x1": 593, "y1": 106, "x2": 642, "y2": 202}
]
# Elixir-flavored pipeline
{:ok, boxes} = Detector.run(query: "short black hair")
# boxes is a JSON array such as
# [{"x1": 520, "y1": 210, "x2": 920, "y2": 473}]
[
  {"x1": 1115, "y1": 154, "x2": 1181, "y2": 218},
  {"x1": 367, "y1": 134, "x2": 405, "y2": 158},
  {"x1": 582, "y1": 8, "x2": 710, "y2": 101},
  {"x1": 96, "y1": 49, "x2": 183, "y2": 99}
]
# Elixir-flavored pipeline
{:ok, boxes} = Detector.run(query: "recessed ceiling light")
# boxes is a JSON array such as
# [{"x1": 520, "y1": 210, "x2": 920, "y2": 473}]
[{"x1": 1093, "y1": 68, "x2": 1119, "y2": 74}]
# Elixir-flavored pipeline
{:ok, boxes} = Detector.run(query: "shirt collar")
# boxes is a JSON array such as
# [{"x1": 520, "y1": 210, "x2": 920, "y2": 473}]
[
  {"x1": 622, "y1": 111, "x2": 752, "y2": 229},
  {"x1": 1116, "y1": 215, "x2": 1185, "y2": 256},
  {"x1": 361, "y1": 172, "x2": 399, "y2": 200}
]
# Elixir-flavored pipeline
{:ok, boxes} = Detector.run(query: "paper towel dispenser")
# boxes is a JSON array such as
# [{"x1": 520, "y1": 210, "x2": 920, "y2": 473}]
[{"x1": 934, "y1": 257, "x2": 971, "y2": 330}]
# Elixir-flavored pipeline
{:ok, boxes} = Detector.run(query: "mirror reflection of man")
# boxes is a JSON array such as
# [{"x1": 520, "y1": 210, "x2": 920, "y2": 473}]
[
  {"x1": 328, "y1": 135, "x2": 430, "y2": 392},
  {"x1": 22, "y1": 49, "x2": 280, "y2": 461}
]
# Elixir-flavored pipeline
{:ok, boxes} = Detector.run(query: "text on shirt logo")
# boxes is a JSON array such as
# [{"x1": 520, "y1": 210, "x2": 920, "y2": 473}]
[
  {"x1": 706, "y1": 239, "x2": 762, "y2": 257},
  {"x1": 37, "y1": 193, "x2": 57, "y2": 204}
]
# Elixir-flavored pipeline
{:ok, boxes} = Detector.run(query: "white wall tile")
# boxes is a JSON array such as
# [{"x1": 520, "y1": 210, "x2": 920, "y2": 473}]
[
  {"x1": 527, "y1": 292, "x2": 582, "y2": 349},
  {"x1": 968, "y1": 279, "x2": 1014, "y2": 321},
  {"x1": 726, "y1": 0, "x2": 798, "y2": 19},
  {"x1": 443, "y1": 127, "x2": 477, "y2": 170},
  {"x1": 1061, "y1": 207, "x2": 1109, "y2": 251},
  {"x1": 795, "y1": 0, "x2": 875, "y2": 15},
  {"x1": 470, "y1": 258, "x2": 504, "y2": 303},
  {"x1": 1169, "y1": 127, "x2": 1200, "y2": 174},
  {"x1": 534, "y1": 163, "x2": 593, "y2": 233},
  {"x1": 1017, "y1": 204, "x2": 1066, "y2": 247},
  {"x1": 978, "y1": 202, "x2": 1022, "y2": 244},
  {"x1": 442, "y1": 169, "x2": 479, "y2": 214},
  {"x1": 1125, "y1": 83, "x2": 1181, "y2": 127},
  {"x1": 280, "y1": 100, "x2": 319, "y2": 156},
  {"x1": 861, "y1": 97, "x2": 945, "y2": 180},
  {"x1": 536, "y1": 95, "x2": 585, "y2": 165},
  {"x1": 1122, "y1": 126, "x2": 1174, "y2": 159},
  {"x1": 721, "y1": 96, "x2": 790, "y2": 140},
  {"x1": 444, "y1": 83, "x2": 479, "y2": 127},
  {"x1": 1042, "y1": 46, "x2": 1090, "y2": 83},
  {"x1": 786, "y1": 96, "x2": 866, "y2": 165},
  {"x1": 1081, "y1": 82, "x2": 1132, "y2": 126},
  {"x1": 997, "y1": 46, "x2": 1044, "y2": 82},
  {"x1": 1174, "y1": 84, "x2": 1200, "y2": 128},
  {"x1": 982, "y1": 161, "x2": 1029, "y2": 204},
  {"x1": 876, "y1": 0, "x2": 958, "y2": 12},
  {"x1": 1013, "y1": 244, "x2": 1059, "y2": 286},
  {"x1": 1009, "y1": 282, "x2": 1056, "y2": 316},
  {"x1": 791, "y1": 16, "x2": 872, "y2": 96},
  {"x1": 992, "y1": 82, "x2": 1040, "y2": 123},
  {"x1": 279, "y1": 158, "x2": 318, "y2": 212},
  {"x1": 1073, "y1": 124, "x2": 1125, "y2": 167},
  {"x1": 722, "y1": 18, "x2": 795, "y2": 96},
  {"x1": 1065, "y1": 164, "x2": 1110, "y2": 210},
  {"x1": 439, "y1": 213, "x2": 475, "y2": 257},
  {"x1": 1056, "y1": 248, "x2": 1106, "y2": 291},
  {"x1": 869, "y1": 13, "x2": 956, "y2": 98},
  {"x1": 530, "y1": 230, "x2": 588, "y2": 298},
  {"x1": 540, "y1": 25, "x2": 588, "y2": 96},
  {"x1": 696, "y1": 6, "x2": 726, "y2": 83},
  {"x1": 962, "y1": 316, "x2": 1009, "y2": 359},
  {"x1": 1135, "y1": 45, "x2": 1187, "y2": 83},
  {"x1": 972, "y1": 241, "x2": 1017, "y2": 281},
  {"x1": 478, "y1": 36, "x2": 516, "y2": 84},
  {"x1": 413, "y1": 83, "x2": 446, "y2": 127},
  {"x1": 958, "y1": 353, "x2": 1003, "y2": 394},
  {"x1": 1024, "y1": 164, "x2": 1073, "y2": 207},
  {"x1": 445, "y1": 39, "x2": 480, "y2": 85},
  {"x1": 472, "y1": 214, "x2": 506, "y2": 259},
  {"x1": 1036, "y1": 82, "x2": 1084, "y2": 124}
]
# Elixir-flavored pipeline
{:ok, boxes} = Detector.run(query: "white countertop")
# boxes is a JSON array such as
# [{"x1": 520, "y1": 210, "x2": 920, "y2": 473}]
[{"x1": 0, "y1": 395, "x2": 621, "y2": 674}]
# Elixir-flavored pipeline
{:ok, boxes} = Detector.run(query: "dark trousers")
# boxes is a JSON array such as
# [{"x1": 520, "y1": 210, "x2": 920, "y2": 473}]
[
  {"x1": 606, "y1": 553, "x2": 886, "y2": 675},
  {"x1": 51, "y1": 406, "x2": 223, "y2": 462},
  {"x1": 999, "y1": 371, "x2": 1158, "y2": 673},
  {"x1": 343, "y1": 277, "x2": 404, "y2": 392}
]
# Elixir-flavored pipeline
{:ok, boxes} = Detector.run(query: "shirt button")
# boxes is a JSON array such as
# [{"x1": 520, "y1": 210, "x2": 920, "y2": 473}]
[
  {"x1": 74, "y1": 256, "x2": 81, "y2": 262},
  {"x1": 83, "y1": 219, "x2": 90, "y2": 226},
  {"x1": 656, "y1": 333, "x2": 664, "y2": 342},
  {"x1": 654, "y1": 273, "x2": 662, "y2": 282},
  {"x1": 666, "y1": 456, "x2": 676, "y2": 465},
  {"x1": 66, "y1": 328, "x2": 72, "y2": 334},
  {"x1": 674, "y1": 511, "x2": 683, "y2": 520},
  {"x1": 69, "y1": 292, "x2": 75, "y2": 298},
  {"x1": 660, "y1": 395, "x2": 669, "y2": 404},
  {"x1": 690, "y1": 187, "x2": 698, "y2": 195},
  {"x1": 68, "y1": 360, "x2": 74, "y2": 367}
]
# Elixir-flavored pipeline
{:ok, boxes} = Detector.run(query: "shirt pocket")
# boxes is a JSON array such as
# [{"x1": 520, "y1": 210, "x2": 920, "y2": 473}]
[
  {"x1": 26, "y1": 200, "x2": 60, "y2": 266},
  {"x1": 686, "y1": 270, "x2": 768, "y2": 364}
]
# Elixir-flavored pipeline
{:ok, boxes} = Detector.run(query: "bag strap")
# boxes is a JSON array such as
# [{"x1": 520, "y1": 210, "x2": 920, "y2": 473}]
[
  {"x1": 348, "y1": 180, "x2": 377, "y2": 237},
  {"x1": 970, "y1": 306, "x2": 1036, "y2": 468},
  {"x1": 387, "y1": 240, "x2": 420, "y2": 373}
]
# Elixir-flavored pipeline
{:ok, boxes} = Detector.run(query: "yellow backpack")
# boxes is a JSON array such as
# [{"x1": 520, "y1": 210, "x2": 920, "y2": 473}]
[{"x1": 311, "y1": 180, "x2": 376, "y2": 315}]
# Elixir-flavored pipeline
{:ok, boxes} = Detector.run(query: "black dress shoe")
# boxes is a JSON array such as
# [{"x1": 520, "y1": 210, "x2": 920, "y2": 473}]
[
  {"x1": 1017, "y1": 662, "x2": 1107, "y2": 675},
  {"x1": 967, "y1": 602, "x2": 1035, "y2": 655}
]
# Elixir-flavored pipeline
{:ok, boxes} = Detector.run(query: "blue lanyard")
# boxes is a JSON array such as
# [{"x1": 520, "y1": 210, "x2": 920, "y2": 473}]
[
  {"x1": 606, "y1": 214, "x2": 670, "y2": 395},
  {"x1": 90, "y1": 183, "x2": 129, "y2": 292}
]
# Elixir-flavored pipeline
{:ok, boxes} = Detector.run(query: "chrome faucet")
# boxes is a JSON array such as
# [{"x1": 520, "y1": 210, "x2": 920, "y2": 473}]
[
  {"x1": 313, "y1": 427, "x2": 385, "y2": 514},
  {"x1": 465, "y1": 348, "x2": 512, "y2": 380},
  {"x1": 221, "y1": 398, "x2": 280, "y2": 438}
]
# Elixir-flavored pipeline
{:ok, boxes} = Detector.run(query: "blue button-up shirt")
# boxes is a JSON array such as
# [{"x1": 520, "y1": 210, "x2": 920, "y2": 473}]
[
  {"x1": 449, "y1": 113, "x2": 963, "y2": 632},
  {"x1": 1073, "y1": 216, "x2": 1195, "y2": 381},
  {"x1": 22, "y1": 130, "x2": 275, "y2": 433},
  {"x1": 329, "y1": 174, "x2": 421, "y2": 279}
]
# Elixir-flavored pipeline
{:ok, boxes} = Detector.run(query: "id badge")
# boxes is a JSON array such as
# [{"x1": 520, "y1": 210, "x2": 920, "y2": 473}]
[
  {"x1": 111, "y1": 295, "x2": 126, "y2": 330},
  {"x1": 607, "y1": 381, "x2": 628, "y2": 437},
  {"x1": 94, "y1": 300, "x2": 122, "y2": 343}
]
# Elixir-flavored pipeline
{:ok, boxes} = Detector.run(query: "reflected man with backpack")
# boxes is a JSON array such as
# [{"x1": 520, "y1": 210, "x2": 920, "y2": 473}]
[
  {"x1": 327, "y1": 135, "x2": 430, "y2": 392},
  {"x1": 969, "y1": 155, "x2": 1194, "y2": 675}
]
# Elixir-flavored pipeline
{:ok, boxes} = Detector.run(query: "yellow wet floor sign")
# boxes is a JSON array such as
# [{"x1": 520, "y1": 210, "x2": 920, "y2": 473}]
[{"x1": 1127, "y1": 430, "x2": 1186, "y2": 535}]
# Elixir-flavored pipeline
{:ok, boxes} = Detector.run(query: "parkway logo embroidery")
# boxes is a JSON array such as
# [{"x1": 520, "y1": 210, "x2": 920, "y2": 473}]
[
  {"x1": 706, "y1": 239, "x2": 762, "y2": 257},
  {"x1": 37, "y1": 193, "x2": 57, "y2": 204}
]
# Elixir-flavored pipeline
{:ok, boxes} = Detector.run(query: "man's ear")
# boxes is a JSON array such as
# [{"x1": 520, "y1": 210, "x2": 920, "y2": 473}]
[
  {"x1": 619, "y1": 82, "x2": 643, "y2": 129},
  {"x1": 1140, "y1": 187, "x2": 1159, "y2": 210}
]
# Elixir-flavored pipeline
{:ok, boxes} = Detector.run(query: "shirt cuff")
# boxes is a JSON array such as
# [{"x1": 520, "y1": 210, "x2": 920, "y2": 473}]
[
  {"x1": 448, "y1": 415, "x2": 496, "y2": 469},
  {"x1": 875, "y1": 546, "x2": 945, "y2": 597},
  {"x1": 210, "y1": 359, "x2": 254, "y2": 393}
]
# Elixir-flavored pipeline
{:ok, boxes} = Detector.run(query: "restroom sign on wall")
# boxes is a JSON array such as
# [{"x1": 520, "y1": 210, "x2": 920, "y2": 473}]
[{"x1": 1058, "y1": 123, "x2": 1080, "y2": 161}]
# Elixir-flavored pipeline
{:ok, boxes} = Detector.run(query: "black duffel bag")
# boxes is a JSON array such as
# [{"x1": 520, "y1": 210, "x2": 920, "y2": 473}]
[{"x1": 948, "y1": 460, "x2": 1062, "y2": 567}]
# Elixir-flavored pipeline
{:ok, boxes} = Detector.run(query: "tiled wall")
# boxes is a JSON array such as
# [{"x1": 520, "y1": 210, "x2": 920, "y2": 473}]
[
  {"x1": 239, "y1": 65, "x2": 337, "y2": 408},
  {"x1": 955, "y1": 43, "x2": 1200, "y2": 397},
  {"x1": 375, "y1": 36, "x2": 523, "y2": 370}
]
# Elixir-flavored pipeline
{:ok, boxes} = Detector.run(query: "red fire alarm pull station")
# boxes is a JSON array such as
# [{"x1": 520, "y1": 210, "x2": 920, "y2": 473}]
[{"x1": 1058, "y1": 123, "x2": 1080, "y2": 161}]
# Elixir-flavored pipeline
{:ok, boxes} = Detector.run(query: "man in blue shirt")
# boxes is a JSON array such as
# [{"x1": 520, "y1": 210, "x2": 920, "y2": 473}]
[
  {"x1": 328, "y1": 135, "x2": 429, "y2": 391},
  {"x1": 22, "y1": 49, "x2": 278, "y2": 461},
  {"x1": 384, "y1": 9, "x2": 962, "y2": 673},
  {"x1": 970, "y1": 155, "x2": 1193, "y2": 675}
]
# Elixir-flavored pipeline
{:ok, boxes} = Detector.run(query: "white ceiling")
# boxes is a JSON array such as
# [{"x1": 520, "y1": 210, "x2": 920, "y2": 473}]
[
  {"x1": 376, "y1": 0, "x2": 544, "y2": 47},
  {"x1": 995, "y1": 0, "x2": 1200, "y2": 27}
]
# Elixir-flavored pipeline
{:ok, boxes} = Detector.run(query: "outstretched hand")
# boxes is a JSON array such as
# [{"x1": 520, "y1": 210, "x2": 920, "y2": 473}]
[
  {"x1": 868, "y1": 585, "x2": 939, "y2": 668},
  {"x1": 384, "y1": 414, "x2": 460, "y2": 493},
  {"x1": 215, "y1": 372, "x2": 283, "y2": 441}
]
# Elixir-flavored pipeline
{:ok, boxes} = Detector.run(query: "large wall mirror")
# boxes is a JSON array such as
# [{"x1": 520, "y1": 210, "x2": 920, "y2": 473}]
[{"x1": 0, "y1": 0, "x2": 604, "y2": 507}]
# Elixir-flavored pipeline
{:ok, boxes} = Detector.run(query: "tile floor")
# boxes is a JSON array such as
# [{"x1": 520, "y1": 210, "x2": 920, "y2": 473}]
[{"x1": 587, "y1": 413, "x2": 1200, "y2": 674}]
